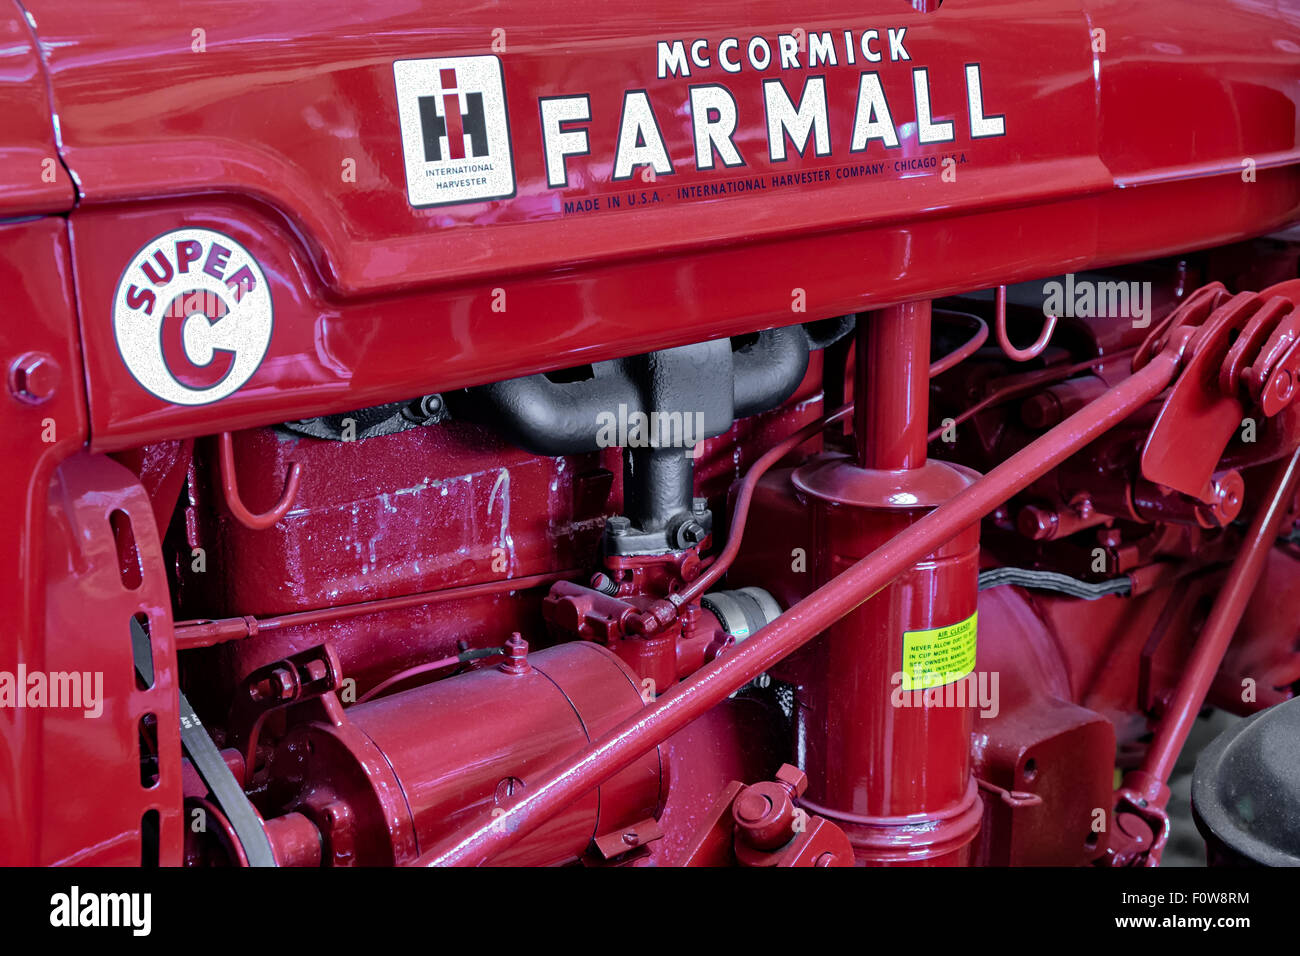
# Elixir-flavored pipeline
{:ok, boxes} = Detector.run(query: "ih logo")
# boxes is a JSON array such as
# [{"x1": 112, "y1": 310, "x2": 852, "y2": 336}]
[
  {"x1": 393, "y1": 55, "x2": 515, "y2": 207},
  {"x1": 421, "y1": 68, "x2": 488, "y2": 162}
]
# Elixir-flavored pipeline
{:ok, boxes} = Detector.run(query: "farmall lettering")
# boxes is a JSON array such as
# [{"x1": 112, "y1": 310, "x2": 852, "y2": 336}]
[{"x1": 539, "y1": 28, "x2": 1004, "y2": 188}]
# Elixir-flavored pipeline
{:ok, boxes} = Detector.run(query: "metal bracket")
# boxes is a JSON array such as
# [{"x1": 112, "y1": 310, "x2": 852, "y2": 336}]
[{"x1": 228, "y1": 644, "x2": 342, "y2": 788}]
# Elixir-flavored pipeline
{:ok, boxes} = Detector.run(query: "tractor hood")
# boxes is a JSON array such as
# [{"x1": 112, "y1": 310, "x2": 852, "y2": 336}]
[
  {"x1": 16, "y1": 0, "x2": 1300, "y2": 450},
  {"x1": 23, "y1": 0, "x2": 1300, "y2": 294}
]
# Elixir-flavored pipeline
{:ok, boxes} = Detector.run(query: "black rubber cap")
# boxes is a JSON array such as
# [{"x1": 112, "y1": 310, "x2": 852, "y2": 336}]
[{"x1": 1191, "y1": 698, "x2": 1300, "y2": 867}]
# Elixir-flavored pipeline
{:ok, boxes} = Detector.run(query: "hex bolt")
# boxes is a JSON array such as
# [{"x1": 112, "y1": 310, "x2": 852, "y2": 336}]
[
  {"x1": 251, "y1": 666, "x2": 296, "y2": 702},
  {"x1": 692, "y1": 496, "x2": 708, "y2": 515},
  {"x1": 678, "y1": 519, "x2": 706, "y2": 547},
  {"x1": 774, "y1": 763, "x2": 809, "y2": 798},
  {"x1": 270, "y1": 668, "x2": 297, "y2": 700},
  {"x1": 1017, "y1": 505, "x2": 1059, "y2": 541},
  {"x1": 9, "y1": 352, "x2": 60, "y2": 404},
  {"x1": 500, "y1": 632, "x2": 531, "y2": 675},
  {"x1": 606, "y1": 516, "x2": 631, "y2": 536}
]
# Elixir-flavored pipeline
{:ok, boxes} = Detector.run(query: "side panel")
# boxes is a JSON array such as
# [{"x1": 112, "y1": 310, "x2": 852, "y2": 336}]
[
  {"x1": 0, "y1": 2, "x2": 75, "y2": 215},
  {"x1": 0, "y1": 218, "x2": 87, "y2": 864},
  {"x1": 40, "y1": 454, "x2": 184, "y2": 866},
  {"x1": 68, "y1": 176, "x2": 1300, "y2": 451}
]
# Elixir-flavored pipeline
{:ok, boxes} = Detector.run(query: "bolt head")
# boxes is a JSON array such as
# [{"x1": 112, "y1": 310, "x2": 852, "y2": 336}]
[
  {"x1": 1098, "y1": 528, "x2": 1122, "y2": 548},
  {"x1": 9, "y1": 352, "x2": 60, "y2": 404},
  {"x1": 494, "y1": 776, "x2": 525, "y2": 805},
  {"x1": 1273, "y1": 370, "x2": 1294, "y2": 405},
  {"x1": 734, "y1": 790, "x2": 772, "y2": 825},
  {"x1": 1017, "y1": 505, "x2": 1057, "y2": 541},
  {"x1": 775, "y1": 763, "x2": 808, "y2": 797},
  {"x1": 678, "y1": 519, "x2": 706, "y2": 547},
  {"x1": 305, "y1": 659, "x2": 328, "y2": 682},
  {"x1": 271, "y1": 668, "x2": 296, "y2": 699}
]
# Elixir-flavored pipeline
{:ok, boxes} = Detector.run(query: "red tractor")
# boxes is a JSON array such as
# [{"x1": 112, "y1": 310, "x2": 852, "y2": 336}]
[{"x1": 3, "y1": 0, "x2": 1300, "y2": 873}]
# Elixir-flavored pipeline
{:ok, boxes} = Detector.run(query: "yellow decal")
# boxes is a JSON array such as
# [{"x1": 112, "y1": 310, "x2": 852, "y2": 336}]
[{"x1": 901, "y1": 612, "x2": 978, "y2": 691}]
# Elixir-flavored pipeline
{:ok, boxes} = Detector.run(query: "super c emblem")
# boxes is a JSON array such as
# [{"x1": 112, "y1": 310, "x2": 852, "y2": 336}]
[{"x1": 113, "y1": 228, "x2": 273, "y2": 405}]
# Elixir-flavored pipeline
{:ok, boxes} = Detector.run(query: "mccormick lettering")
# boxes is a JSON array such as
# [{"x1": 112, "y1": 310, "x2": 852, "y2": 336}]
[
  {"x1": 656, "y1": 29, "x2": 914, "y2": 76},
  {"x1": 394, "y1": 33, "x2": 1004, "y2": 210},
  {"x1": 538, "y1": 29, "x2": 1004, "y2": 189}
]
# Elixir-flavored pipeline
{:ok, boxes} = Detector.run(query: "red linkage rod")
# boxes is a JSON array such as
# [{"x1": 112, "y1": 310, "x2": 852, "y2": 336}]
[
  {"x1": 174, "y1": 570, "x2": 576, "y2": 649},
  {"x1": 1132, "y1": 446, "x2": 1300, "y2": 797}
]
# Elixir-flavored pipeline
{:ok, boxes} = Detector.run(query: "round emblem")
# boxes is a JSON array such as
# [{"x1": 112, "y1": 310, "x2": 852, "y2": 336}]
[{"x1": 113, "y1": 228, "x2": 273, "y2": 405}]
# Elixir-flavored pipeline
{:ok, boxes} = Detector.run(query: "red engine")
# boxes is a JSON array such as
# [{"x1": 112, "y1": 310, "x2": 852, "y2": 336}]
[{"x1": 4, "y1": 0, "x2": 1300, "y2": 878}]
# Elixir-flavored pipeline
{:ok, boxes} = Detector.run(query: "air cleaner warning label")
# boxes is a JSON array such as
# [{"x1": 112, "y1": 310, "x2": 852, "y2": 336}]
[
  {"x1": 900, "y1": 612, "x2": 977, "y2": 691},
  {"x1": 394, "y1": 56, "x2": 516, "y2": 207}
]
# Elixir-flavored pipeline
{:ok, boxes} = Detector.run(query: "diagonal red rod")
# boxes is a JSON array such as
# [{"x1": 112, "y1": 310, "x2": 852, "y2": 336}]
[{"x1": 1136, "y1": 444, "x2": 1300, "y2": 793}]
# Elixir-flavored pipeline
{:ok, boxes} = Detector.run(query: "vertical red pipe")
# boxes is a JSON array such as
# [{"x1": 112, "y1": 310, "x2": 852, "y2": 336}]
[
  {"x1": 795, "y1": 301, "x2": 982, "y2": 864},
  {"x1": 857, "y1": 302, "x2": 932, "y2": 470}
]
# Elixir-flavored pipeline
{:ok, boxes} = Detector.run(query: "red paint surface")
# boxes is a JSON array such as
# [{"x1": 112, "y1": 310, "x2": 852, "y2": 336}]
[
  {"x1": 4, "y1": 0, "x2": 1292, "y2": 447},
  {"x1": 0, "y1": 3, "x2": 75, "y2": 215},
  {"x1": 5, "y1": 0, "x2": 1300, "y2": 869}
]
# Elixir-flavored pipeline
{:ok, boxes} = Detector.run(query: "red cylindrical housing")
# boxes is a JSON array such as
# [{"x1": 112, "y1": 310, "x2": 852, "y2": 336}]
[
  {"x1": 792, "y1": 461, "x2": 982, "y2": 864},
  {"x1": 792, "y1": 302, "x2": 982, "y2": 865},
  {"x1": 270, "y1": 642, "x2": 662, "y2": 866}
]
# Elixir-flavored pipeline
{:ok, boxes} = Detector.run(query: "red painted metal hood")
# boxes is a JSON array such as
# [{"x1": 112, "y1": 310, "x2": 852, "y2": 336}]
[
  {"x1": 15, "y1": 0, "x2": 1300, "y2": 450},
  {"x1": 22, "y1": 0, "x2": 1300, "y2": 294}
]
